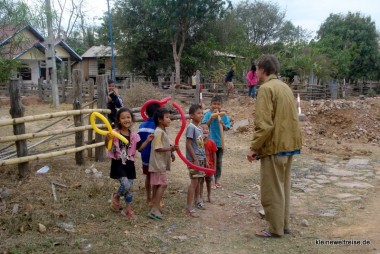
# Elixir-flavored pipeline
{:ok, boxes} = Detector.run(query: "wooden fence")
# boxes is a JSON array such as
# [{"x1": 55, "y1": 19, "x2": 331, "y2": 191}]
[{"x1": 0, "y1": 77, "x2": 189, "y2": 178}]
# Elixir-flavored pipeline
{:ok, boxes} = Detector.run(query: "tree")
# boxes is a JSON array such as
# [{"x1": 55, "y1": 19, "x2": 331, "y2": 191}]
[
  {"x1": 234, "y1": 0, "x2": 310, "y2": 47},
  {"x1": 109, "y1": 0, "x2": 172, "y2": 78},
  {"x1": 317, "y1": 12, "x2": 380, "y2": 81},
  {"x1": 143, "y1": 0, "x2": 231, "y2": 86},
  {"x1": 0, "y1": 0, "x2": 36, "y2": 82}
]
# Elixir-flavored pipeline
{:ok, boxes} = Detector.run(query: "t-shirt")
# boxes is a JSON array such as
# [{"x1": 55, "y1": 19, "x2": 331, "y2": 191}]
[
  {"x1": 185, "y1": 123, "x2": 206, "y2": 162},
  {"x1": 202, "y1": 111, "x2": 231, "y2": 148},
  {"x1": 204, "y1": 138, "x2": 217, "y2": 169},
  {"x1": 110, "y1": 135, "x2": 136, "y2": 180},
  {"x1": 138, "y1": 118, "x2": 156, "y2": 166},
  {"x1": 148, "y1": 127, "x2": 171, "y2": 172}
]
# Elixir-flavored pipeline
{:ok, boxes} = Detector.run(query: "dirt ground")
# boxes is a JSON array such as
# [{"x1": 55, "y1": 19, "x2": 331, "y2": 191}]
[{"x1": 0, "y1": 95, "x2": 380, "y2": 254}]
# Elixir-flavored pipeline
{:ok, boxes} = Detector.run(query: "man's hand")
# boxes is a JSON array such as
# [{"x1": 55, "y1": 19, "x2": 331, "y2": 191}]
[{"x1": 246, "y1": 150, "x2": 257, "y2": 162}]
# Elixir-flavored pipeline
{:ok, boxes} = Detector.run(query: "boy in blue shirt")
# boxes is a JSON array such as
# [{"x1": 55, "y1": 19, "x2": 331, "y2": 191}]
[
  {"x1": 202, "y1": 96, "x2": 231, "y2": 188},
  {"x1": 138, "y1": 102, "x2": 160, "y2": 205}
]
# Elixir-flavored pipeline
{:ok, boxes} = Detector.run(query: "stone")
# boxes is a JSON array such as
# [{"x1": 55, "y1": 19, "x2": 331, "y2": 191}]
[
  {"x1": 326, "y1": 168, "x2": 355, "y2": 176},
  {"x1": 232, "y1": 119, "x2": 249, "y2": 132},
  {"x1": 301, "y1": 219, "x2": 309, "y2": 227},
  {"x1": 317, "y1": 208, "x2": 337, "y2": 217},
  {"x1": 334, "y1": 182, "x2": 374, "y2": 189},
  {"x1": 315, "y1": 179, "x2": 331, "y2": 184},
  {"x1": 333, "y1": 193, "x2": 355, "y2": 199},
  {"x1": 346, "y1": 158, "x2": 370, "y2": 167}
]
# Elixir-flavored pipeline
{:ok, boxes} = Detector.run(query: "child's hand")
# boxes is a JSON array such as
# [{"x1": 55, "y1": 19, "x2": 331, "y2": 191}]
[
  {"x1": 171, "y1": 145, "x2": 179, "y2": 152},
  {"x1": 194, "y1": 158, "x2": 200, "y2": 166},
  {"x1": 147, "y1": 134, "x2": 154, "y2": 142}
]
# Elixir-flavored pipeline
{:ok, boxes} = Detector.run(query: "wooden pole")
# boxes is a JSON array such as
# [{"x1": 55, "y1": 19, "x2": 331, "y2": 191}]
[
  {"x1": 9, "y1": 78, "x2": 29, "y2": 178},
  {"x1": 61, "y1": 62, "x2": 67, "y2": 102},
  {"x1": 45, "y1": 0, "x2": 59, "y2": 108},
  {"x1": 195, "y1": 70, "x2": 200, "y2": 105},
  {"x1": 95, "y1": 75, "x2": 107, "y2": 161},
  {"x1": 73, "y1": 70, "x2": 84, "y2": 165}
]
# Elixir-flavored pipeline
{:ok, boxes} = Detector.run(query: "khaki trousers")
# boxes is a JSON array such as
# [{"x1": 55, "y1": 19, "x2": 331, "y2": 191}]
[{"x1": 260, "y1": 155, "x2": 293, "y2": 236}]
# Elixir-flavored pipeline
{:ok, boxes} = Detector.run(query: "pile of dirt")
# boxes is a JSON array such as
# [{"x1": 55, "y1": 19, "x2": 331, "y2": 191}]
[
  {"x1": 224, "y1": 96, "x2": 380, "y2": 144},
  {"x1": 302, "y1": 98, "x2": 380, "y2": 144}
]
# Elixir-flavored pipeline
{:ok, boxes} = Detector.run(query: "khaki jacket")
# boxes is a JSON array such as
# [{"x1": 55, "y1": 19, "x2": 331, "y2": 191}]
[{"x1": 250, "y1": 74, "x2": 302, "y2": 158}]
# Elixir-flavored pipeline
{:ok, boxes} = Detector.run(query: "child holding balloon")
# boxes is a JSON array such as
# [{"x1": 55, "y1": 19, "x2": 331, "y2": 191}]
[
  {"x1": 148, "y1": 107, "x2": 178, "y2": 221},
  {"x1": 106, "y1": 108, "x2": 153, "y2": 218},
  {"x1": 202, "y1": 96, "x2": 231, "y2": 188}
]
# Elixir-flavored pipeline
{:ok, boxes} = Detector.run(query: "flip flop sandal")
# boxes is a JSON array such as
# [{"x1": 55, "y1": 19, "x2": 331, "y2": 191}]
[
  {"x1": 196, "y1": 202, "x2": 206, "y2": 210},
  {"x1": 184, "y1": 208, "x2": 199, "y2": 218},
  {"x1": 284, "y1": 229, "x2": 291, "y2": 234},
  {"x1": 147, "y1": 212, "x2": 163, "y2": 221},
  {"x1": 255, "y1": 229, "x2": 281, "y2": 238},
  {"x1": 121, "y1": 209, "x2": 135, "y2": 218}
]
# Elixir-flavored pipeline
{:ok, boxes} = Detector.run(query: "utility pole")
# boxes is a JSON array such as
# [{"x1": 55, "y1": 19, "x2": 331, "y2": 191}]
[
  {"x1": 107, "y1": 0, "x2": 116, "y2": 83},
  {"x1": 45, "y1": 0, "x2": 60, "y2": 108}
]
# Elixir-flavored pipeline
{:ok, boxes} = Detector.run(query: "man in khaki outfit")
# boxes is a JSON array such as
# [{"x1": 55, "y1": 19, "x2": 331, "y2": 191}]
[{"x1": 246, "y1": 55, "x2": 302, "y2": 238}]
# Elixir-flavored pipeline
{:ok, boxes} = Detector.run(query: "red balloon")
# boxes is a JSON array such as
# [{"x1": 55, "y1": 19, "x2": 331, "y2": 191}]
[
  {"x1": 172, "y1": 102, "x2": 216, "y2": 176},
  {"x1": 140, "y1": 97, "x2": 172, "y2": 120}
]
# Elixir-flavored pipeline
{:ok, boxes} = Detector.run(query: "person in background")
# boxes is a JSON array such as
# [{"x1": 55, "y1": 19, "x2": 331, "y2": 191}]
[
  {"x1": 107, "y1": 79, "x2": 123, "y2": 126},
  {"x1": 246, "y1": 54, "x2": 302, "y2": 238},
  {"x1": 246, "y1": 64, "x2": 258, "y2": 98},
  {"x1": 225, "y1": 64, "x2": 236, "y2": 98},
  {"x1": 138, "y1": 102, "x2": 161, "y2": 206}
]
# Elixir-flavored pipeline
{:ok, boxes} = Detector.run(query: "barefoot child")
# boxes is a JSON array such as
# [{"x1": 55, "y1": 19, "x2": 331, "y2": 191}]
[
  {"x1": 106, "y1": 108, "x2": 153, "y2": 218},
  {"x1": 148, "y1": 107, "x2": 178, "y2": 220},
  {"x1": 199, "y1": 124, "x2": 217, "y2": 203},
  {"x1": 185, "y1": 104, "x2": 206, "y2": 217}
]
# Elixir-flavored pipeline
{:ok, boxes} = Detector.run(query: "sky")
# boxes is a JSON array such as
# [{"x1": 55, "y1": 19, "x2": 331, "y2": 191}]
[{"x1": 31, "y1": 0, "x2": 380, "y2": 37}]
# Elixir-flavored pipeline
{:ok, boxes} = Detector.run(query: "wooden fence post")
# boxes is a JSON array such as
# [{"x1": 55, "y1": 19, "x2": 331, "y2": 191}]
[
  {"x1": 61, "y1": 62, "x2": 67, "y2": 103},
  {"x1": 95, "y1": 75, "x2": 107, "y2": 161},
  {"x1": 195, "y1": 70, "x2": 201, "y2": 105},
  {"x1": 9, "y1": 78, "x2": 30, "y2": 178},
  {"x1": 87, "y1": 78, "x2": 95, "y2": 158},
  {"x1": 73, "y1": 70, "x2": 84, "y2": 165}
]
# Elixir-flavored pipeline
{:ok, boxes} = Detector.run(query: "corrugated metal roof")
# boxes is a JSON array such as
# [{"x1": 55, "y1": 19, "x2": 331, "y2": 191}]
[
  {"x1": 213, "y1": 50, "x2": 245, "y2": 59},
  {"x1": 82, "y1": 45, "x2": 118, "y2": 58}
]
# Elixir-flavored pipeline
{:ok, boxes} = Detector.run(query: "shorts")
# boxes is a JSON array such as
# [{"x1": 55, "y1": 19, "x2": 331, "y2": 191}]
[
  {"x1": 150, "y1": 172, "x2": 168, "y2": 186},
  {"x1": 226, "y1": 81, "x2": 234, "y2": 91},
  {"x1": 142, "y1": 165, "x2": 150, "y2": 175},
  {"x1": 188, "y1": 159, "x2": 206, "y2": 179}
]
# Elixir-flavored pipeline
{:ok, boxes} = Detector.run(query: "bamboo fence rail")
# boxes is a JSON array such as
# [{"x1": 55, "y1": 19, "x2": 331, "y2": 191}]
[
  {"x1": 0, "y1": 142, "x2": 104, "y2": 166},
  {"x1": 0, "y1": 109, "x2": 111, "y2": 127}
]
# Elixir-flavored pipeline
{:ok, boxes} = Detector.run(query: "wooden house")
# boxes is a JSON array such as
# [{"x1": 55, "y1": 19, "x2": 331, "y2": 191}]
[
  {"x1": 0, "y1": 24, "x2": 82, "y2": 85},
  {"x1": 81, "y1": 45, "x2": 128, "y2": 82}
]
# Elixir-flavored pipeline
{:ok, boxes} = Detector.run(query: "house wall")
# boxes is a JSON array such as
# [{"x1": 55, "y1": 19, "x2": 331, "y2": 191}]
[
  {"x1": 55, "y1": 46, "x2": 71, "y2": 58},
  {"x1": 19, "y1": 59, "x2": 41, "y2": 84},
  {"x1": 88, "y1": 59, "x2": 98, "y2": 76},
  {"x1": 17, "y1": 47, "x2": 45, "y2": 61}
]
